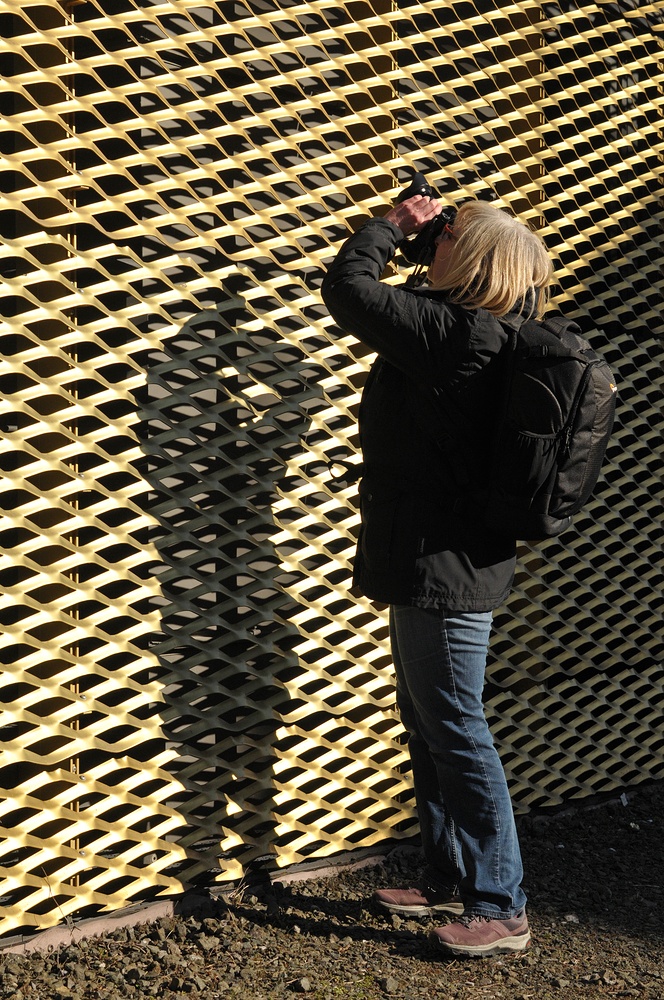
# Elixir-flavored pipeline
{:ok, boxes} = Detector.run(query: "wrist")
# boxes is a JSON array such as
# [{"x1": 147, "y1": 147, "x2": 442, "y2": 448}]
[
  {"x1": 365, "y1": 215, "x2": 405, "y2": 241},
  {"x1": 383, "y1": 207, "x2": 411, "y2": 236}
]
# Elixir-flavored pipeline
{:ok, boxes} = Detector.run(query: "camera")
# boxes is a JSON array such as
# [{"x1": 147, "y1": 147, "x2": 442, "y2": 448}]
[{"x1": 395, "y1": 172, "x2": 456, "y2": 286}]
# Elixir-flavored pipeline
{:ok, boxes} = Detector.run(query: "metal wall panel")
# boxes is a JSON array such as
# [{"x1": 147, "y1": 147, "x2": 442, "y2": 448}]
[{"x1": 0, "y1": 0, "x2": 662, "y2": 936}]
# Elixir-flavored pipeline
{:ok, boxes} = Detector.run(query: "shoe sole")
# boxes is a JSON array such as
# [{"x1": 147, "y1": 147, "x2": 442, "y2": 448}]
[
  {"x1": 376, "y1": 899, "x2": 465, "y2": 917},
  {"x1": 429, "y1": 929, "x2": 531, "y2": 958}
]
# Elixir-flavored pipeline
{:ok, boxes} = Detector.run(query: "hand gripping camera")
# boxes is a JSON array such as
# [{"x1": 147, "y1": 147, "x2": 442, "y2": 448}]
[{"x1": 395, "y1": 172, "x2": 457, "y2": 287}]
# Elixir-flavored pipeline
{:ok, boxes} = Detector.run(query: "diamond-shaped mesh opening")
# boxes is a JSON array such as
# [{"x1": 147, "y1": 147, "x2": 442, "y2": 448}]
[{"x1": 0, "y1": 0, "x2": 661, "y2": 936}]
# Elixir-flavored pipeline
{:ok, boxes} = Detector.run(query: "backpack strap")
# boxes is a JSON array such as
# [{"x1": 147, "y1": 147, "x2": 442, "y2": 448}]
[
  {"x1": 499, "y1": 311, "x2": 528, "y2": 332},
  {"x1": 500, "y1": 313, "x2": 585, "y2": 360}
]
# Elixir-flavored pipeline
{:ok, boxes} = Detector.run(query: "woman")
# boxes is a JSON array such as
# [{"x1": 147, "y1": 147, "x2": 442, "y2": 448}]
[{"x1": 320, "y1": 193, "x2": 553, "y2": 957}]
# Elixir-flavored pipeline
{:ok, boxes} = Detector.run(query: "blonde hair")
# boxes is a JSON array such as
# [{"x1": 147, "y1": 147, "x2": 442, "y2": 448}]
[{"x1": 431, "y1": 201, "x2": 553, "y2": 318}]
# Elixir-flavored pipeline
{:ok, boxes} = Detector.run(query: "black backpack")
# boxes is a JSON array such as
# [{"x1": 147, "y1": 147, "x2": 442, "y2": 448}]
[{"x1": 481, "y1": 313, "x2": 617, "y2": 541}]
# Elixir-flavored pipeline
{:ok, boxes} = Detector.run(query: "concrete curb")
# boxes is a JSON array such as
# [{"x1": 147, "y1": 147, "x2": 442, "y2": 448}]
[
  {"x1": 1, "y1": 848, "x2": 399, "y2": 955},
  {"x1": 2, "y1": 792, "x2": 637, "y2": 956},
  {"x1": 3, "y1": 899, "x2": 179, "y2": 955}
]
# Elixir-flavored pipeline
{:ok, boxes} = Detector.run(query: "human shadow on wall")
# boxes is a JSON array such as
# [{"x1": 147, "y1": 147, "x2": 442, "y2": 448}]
[{"x1": 132, "y1": 300, "x2": 337, "y2": 891}]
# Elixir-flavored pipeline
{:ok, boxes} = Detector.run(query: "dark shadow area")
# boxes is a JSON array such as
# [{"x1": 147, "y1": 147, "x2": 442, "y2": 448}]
[
  {"x1": 226, "y1": 778, "x2": 664, "y2": 952},
  {"x1": 132, "y1": 300, "x2": 344, "y2": 887}
]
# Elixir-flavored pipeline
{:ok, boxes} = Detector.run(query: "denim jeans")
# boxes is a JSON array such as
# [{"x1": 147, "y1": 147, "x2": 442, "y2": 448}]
[{"x1": 390, "y1": 604, "x2": 526, "y2": 918}]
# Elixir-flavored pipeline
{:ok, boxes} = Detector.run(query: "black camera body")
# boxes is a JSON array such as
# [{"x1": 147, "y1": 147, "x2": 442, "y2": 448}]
[{"x1": 395, "y1": 172, "x2": 456, "y2": 284}]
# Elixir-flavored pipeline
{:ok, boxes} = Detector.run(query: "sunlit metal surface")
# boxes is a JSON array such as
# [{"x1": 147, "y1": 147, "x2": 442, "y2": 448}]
[{"x1": 0, "y1": 0, "x2": 662, "y2": 936}]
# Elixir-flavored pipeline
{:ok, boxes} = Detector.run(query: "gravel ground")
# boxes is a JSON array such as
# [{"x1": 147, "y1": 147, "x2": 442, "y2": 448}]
[{"x1": 2, "y1": 780, "x2": 663, "y2": 1000}]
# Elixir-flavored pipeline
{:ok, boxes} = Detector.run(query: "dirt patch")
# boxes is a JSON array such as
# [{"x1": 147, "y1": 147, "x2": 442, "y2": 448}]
[{"x1": 1, "y1": 781, "x2": 663, "y2": 1000}]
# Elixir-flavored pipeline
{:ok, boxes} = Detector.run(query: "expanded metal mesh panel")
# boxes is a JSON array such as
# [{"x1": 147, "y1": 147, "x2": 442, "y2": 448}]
[{"x1": 0, "y1": 0, "x2": 662, "y2": 936}]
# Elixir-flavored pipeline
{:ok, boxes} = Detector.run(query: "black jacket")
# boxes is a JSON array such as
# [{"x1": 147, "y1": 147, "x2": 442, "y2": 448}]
[{"x1": 321, "y1": 217, "x2": 517, "y2": 612}]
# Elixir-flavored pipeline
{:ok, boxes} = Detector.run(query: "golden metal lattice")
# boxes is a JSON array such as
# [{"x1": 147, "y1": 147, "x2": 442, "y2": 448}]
[{"x1": 0, "y1": 0, "x2": 662, "y2": 937}]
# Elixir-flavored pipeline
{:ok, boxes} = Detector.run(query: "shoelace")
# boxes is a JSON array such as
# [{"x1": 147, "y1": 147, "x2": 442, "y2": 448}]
[
  {"x1": 420, "y1": 882, "x2": 445, "y2": 896},
  {"x1": 457, "y1": 913, "x2": 495, "y2": 926},
  {"x1": 418, "y1": 878, "x2": 460, "y2": 896}
]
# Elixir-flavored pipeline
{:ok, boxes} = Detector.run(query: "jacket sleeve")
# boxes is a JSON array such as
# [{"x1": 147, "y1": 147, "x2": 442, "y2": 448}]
[{"x1": 320, "y1": 217, "x2": 455, "y2": 381}]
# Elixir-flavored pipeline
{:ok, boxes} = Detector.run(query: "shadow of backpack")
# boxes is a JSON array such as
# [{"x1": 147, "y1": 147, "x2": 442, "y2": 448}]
[{"x1": 484, "y1": 313, "x2": 618, "y2": 541}]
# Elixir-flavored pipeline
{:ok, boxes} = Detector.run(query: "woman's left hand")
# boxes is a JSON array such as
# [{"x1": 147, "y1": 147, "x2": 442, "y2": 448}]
[{"x1": 384, "y1": 195, "x2": 442, "y2": 236}]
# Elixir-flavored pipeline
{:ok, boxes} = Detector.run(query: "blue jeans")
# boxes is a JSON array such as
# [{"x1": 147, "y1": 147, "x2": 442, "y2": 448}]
[{"x1": 390, "y1": 604, "x2": 526, "y2": 918}]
